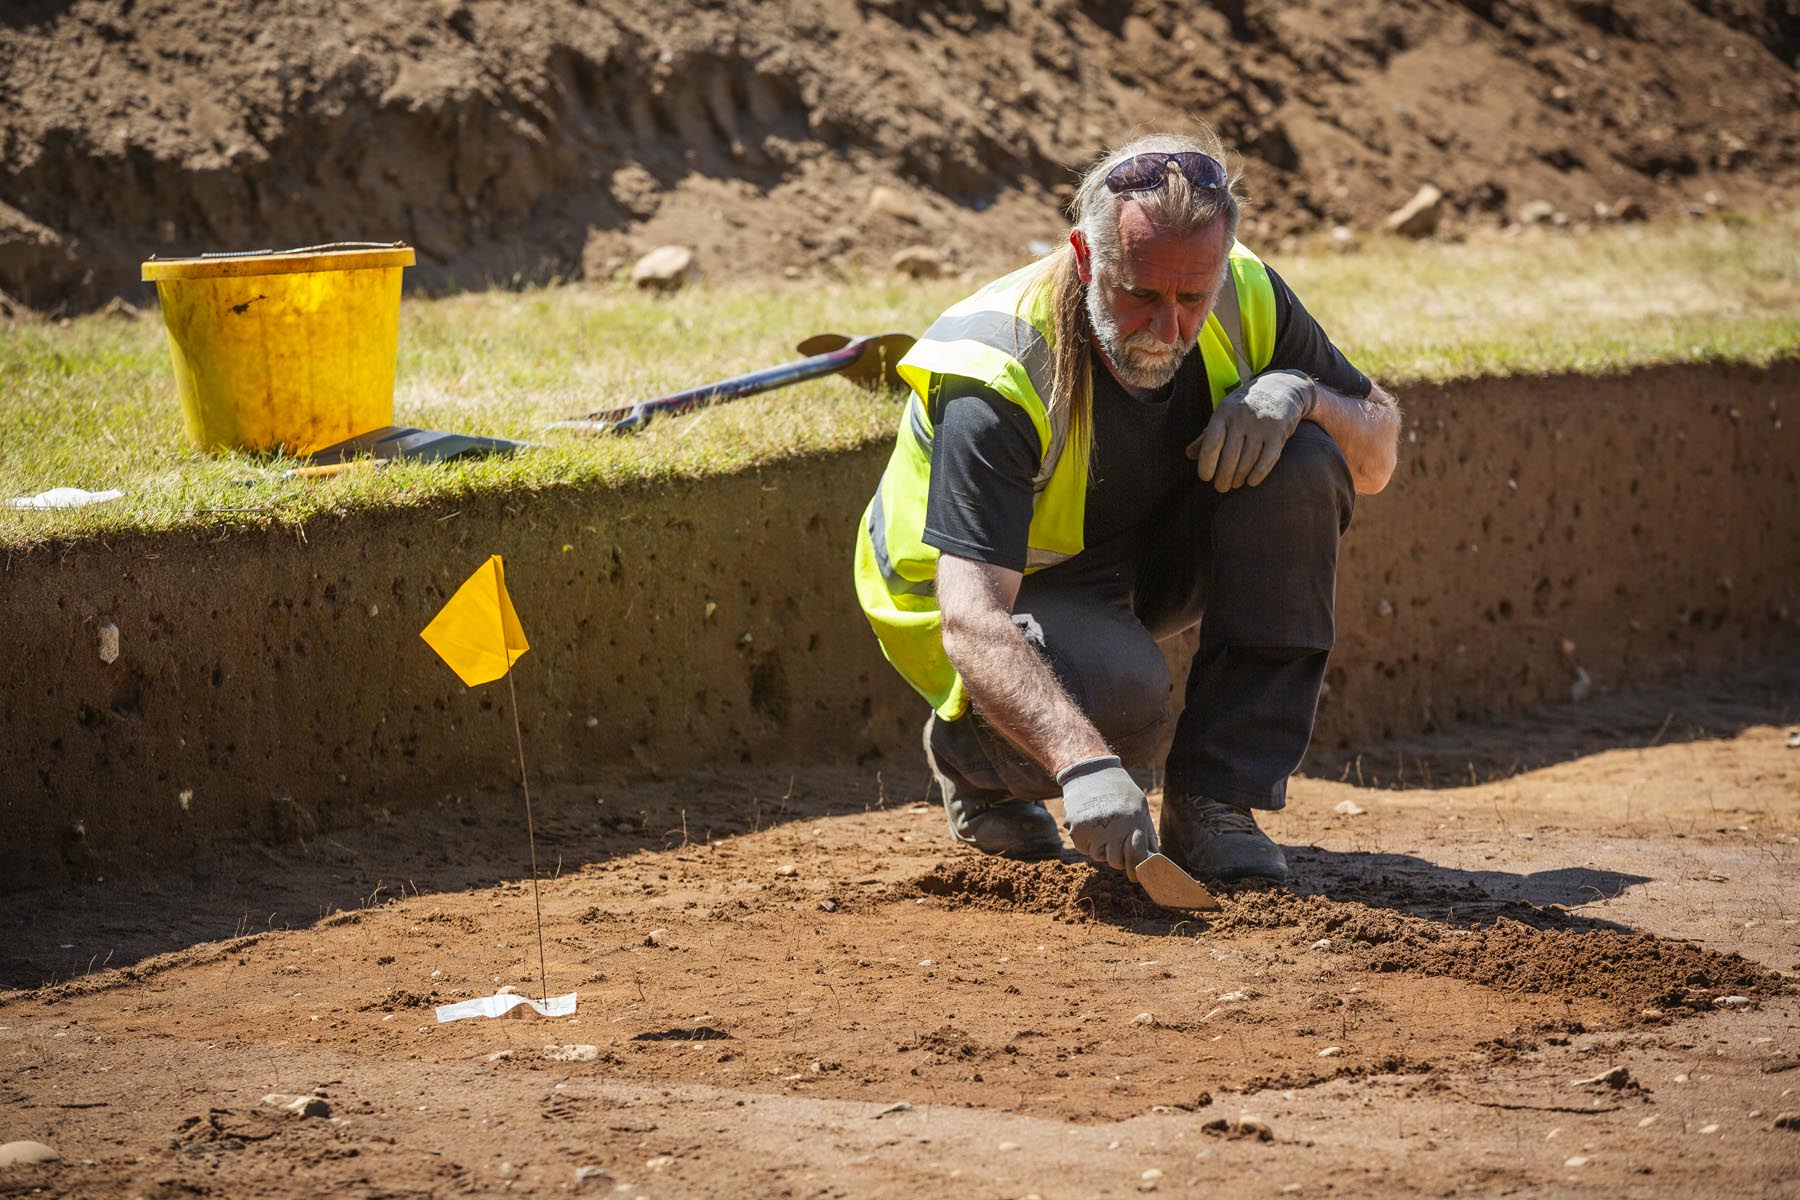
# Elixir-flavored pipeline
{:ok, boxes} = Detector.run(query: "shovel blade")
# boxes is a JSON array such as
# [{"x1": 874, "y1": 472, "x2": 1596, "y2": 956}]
[
  {"x1": 1137, "y1": 853, "x2": 1222, "y2": 911},
  {"x1": 795, "y1": 332, "x2": 914, "y2": 391}
]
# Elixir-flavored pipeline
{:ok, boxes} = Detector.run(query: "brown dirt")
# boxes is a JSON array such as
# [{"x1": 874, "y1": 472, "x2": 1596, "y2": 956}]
[
  {"x1": 2, "y1": 663, "x2": 1797, "y2": 1197},
  {"x1": 3, "y1": 0, "x2": 1797, "y2": 311}
]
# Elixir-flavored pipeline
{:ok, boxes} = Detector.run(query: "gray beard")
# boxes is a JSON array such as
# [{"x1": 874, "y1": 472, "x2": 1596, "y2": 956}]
[{"x1": 1084, "y1": 283, "x2": 1190, "y2": 391}]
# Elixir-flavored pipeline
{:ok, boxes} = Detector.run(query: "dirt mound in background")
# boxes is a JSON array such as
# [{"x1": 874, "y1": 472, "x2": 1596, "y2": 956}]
[{"x1": 2, "y1": 0, "x2": 1796, "y2": 311}]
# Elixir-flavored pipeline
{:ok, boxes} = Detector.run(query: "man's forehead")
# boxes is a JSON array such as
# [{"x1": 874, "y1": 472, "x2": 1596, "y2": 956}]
[{"x1": 1113, "y1": 210, "x2": 1229, "y2": 287}]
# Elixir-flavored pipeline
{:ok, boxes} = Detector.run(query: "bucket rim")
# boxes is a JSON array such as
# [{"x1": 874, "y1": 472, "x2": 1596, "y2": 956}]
[{"x1": 142, "y1": 244, "x2": 416, "y2": 282}]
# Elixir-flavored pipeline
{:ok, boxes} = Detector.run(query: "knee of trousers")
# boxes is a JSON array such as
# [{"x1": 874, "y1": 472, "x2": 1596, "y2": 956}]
[
  {"x1": 1200, "y1": 424, "x2": 1353, "y2": 652},
  {"x1": 1256, "y1": 422, "x2": 1355, "y2": 521}
]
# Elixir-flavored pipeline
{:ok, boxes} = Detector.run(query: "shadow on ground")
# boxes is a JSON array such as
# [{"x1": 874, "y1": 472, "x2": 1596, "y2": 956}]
[
  {"x1": 1286, "y1": 846, "x2": 1651, "y2": 934},
  {"x1": 1303, "y1": 651, "x2": 1799, "y2": 787}
]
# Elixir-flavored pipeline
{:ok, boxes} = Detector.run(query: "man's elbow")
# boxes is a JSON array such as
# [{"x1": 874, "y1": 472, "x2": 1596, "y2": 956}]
[
  {"x1": 1354, "y1": 388, "x2": 1401, "y2": 494},
  {"x1": 1354, "y1": 439, "x2": 1398, "y2": 494}
]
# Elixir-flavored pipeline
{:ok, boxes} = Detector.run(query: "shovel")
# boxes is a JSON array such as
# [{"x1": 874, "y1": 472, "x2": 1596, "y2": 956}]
[{"x1": 546, "y1": 331, "x2": 915, "y2": 436}]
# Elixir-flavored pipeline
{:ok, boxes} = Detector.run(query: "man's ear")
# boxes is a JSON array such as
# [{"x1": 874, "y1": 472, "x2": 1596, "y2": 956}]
[{"x1": 1070, "y1": 228, "x2": 1093, "y2": 285}]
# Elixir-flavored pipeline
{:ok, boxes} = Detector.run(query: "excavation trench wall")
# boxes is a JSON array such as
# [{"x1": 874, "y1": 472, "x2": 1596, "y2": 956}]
[{"x1": 4, "y1": 361, "x2": 1797, "y2": 888}]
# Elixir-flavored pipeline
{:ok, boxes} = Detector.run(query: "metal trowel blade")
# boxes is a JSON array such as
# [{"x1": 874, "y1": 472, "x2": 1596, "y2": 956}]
[{"x1": 1137, "y1": 853, "x2": 1222, "y2": 911}]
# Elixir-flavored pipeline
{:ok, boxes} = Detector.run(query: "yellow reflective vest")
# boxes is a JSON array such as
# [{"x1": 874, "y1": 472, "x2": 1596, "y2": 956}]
[{"x1": 853, "y1": 240, "x2": 1278, "y2": 720}]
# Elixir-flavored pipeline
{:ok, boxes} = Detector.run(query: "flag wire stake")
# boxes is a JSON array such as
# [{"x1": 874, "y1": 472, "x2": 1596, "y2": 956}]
[{"x1": 506, "y1": 670, "x2": 550, "y2": 1007}]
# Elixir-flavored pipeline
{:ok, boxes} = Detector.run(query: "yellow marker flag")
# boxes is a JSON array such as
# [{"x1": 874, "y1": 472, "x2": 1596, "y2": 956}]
[{"x1": 420, "y1": 555, "x2": 530, "y2": 687}]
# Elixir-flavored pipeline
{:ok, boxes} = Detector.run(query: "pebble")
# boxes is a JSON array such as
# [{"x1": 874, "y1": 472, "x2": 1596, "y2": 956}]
[
  {"x1": 1715, "y1": 995, "x2": 1751, "y2": 1007},
  {"x1": 1638, "y1": 1115, "x2": 1658, "y2": 1128},
  {"x1": 998, "y1": 1140, "x2": 1021, "y2": 1152},
  {"x1": 1317, "y1": 1046, "x2": 1343, "y2": 1058},
  {"x1": 573, "y1": 1165, "x2": 614, "y2": 1189},
  {"x1": 1310, "y1": 939, "x2": 1332, "y2": 951},
  {"x1": 645, "y1": 929, "x2": 668, "y2": 947},
  {"x1": 1132, "y1": 1012, "x2": 1157, "y2": 1026},
  {"x1": 261, "y1": 1092, "x2": 330, "y2": 1118},
  {"x1": 543, "y1": 1044, "x2": 600, "y2": 1063},
  {"x1": 774, "y1": 863, "x2": 798, "y2": 878},
  {"x1": 1141, "y1": 1168, "x2": 1164, "y2": 1180},
  {"x1": 631, "y1": 245, "x2": 699, "y2": 291},
  {"x1": 0, "y1": 1141, "x2": 60, "y2": 1167},
  {"x1": 1698, "y1": 1123, "x2": 1721, "y2": 1135},
  {"x1": 1564, "y1": 1155, "x2": 1589, "y2": 1168},
  {"x1": 645, "y1": 1156, "x2": 673, "y2": 1170},
  {"x1": 1333, "y1": 799, "x2": 1366, "y2": 816}
]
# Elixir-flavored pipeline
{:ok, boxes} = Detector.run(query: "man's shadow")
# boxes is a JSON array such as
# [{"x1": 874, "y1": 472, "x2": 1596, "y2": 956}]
[{"x1": 1268, "y1": 844, "x2": 1648, "y2": 933}]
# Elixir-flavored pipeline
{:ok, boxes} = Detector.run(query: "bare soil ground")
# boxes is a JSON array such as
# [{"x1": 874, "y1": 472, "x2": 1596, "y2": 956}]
[
  {"x1": 4, "y1": 0, "x2": 1798, "y2": 310},
  {"x1": 3, "y1": 661, "x2": 1797, "y2": 1198}
]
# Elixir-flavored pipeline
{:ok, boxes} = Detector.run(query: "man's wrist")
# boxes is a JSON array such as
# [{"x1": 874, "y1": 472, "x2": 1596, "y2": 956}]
[{"x1": 1055, "y1": 753, "x2": 1122, "y2": 787}]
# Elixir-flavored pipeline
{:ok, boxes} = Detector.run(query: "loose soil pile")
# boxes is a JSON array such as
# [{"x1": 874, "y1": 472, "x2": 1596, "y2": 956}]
[{"x1": 3, "y1": 0, "x2": 1797, "y2": 310}]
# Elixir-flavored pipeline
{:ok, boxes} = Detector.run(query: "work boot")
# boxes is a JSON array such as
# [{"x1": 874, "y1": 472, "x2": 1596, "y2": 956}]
[
  {"x1": 1159, "y1": 795, "x2": 1289, "y2": 883},
  {"x1": 923, "y1": 717, "x2": 1064, "y2": 860}
]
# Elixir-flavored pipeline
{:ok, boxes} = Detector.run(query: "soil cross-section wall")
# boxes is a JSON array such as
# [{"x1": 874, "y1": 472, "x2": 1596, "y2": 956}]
[{"x1": 3, "y1": 360, "x2": 1797, "y2": 889}]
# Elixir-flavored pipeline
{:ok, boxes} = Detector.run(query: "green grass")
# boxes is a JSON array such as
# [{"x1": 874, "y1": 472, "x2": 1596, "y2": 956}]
[{"x1": 2, "y1": 212, "x2": 1796, "y2": 549}]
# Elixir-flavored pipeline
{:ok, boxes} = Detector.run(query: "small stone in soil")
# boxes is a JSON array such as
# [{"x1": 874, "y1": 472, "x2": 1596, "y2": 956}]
[
  {"x1": 261, "y1": 1093, "x2": 330, "y2": 1118},
  {"x1": 0, "y1": 1142, "x2": 60, "y2": 1167},
  {"x1": 573, "y1": 1165, "x2": 614, "y2": 1189}
]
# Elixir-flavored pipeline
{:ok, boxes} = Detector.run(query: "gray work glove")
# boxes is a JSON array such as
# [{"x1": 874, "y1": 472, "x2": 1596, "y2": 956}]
[
  {"x1": 1187, "y1": 368, "x2": 1317, "y2": 493},
  {"x1": 1057, "y1": 754, "x2": 1159, "y2": 881}
]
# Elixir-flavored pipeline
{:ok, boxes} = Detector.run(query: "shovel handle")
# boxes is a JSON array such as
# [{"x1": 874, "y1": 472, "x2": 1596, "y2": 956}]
[{"x1": 549, "y1": 338, "x2": 878, "y2": 436}]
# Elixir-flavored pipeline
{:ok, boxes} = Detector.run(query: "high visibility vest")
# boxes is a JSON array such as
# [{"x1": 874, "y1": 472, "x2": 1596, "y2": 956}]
[{"x1": 853, "y1": 240, "x2": 1278, "y2": 720}]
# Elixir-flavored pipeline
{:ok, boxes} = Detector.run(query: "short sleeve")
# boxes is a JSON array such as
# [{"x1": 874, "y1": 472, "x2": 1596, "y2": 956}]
[
  {"x1": 921, "y1": 379, "x2": 1041, "y2": 573},
  {"x1": 1266, "y1": 265, "x2": 1372, "y2": 400}
]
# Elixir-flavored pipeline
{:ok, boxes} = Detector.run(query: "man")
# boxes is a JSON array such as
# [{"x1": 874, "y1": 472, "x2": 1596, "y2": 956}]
[{"x1": 853, "y1": 131, "x2": 1400, "y2": 884}]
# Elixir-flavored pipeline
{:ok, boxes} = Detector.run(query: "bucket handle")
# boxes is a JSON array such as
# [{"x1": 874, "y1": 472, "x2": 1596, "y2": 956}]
[{"x1": 144, "y1": 241, "x2": 410, "y2": 261}]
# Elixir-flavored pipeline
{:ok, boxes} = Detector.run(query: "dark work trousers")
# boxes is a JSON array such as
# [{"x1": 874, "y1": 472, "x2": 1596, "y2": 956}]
[{"x1": 928, "y1": 422, "x2": 1356, "y2": 811}]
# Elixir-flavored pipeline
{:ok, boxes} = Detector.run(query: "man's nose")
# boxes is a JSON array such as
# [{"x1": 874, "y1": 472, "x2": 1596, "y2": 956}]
[{"x1": 1148, "y1": 303, "x2": 1181, "y2": 346}]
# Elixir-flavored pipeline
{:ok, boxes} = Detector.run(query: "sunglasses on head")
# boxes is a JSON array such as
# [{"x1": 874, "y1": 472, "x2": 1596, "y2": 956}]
[{"x1": 1103, "y1": 151, "x2": 1229, "y2": 195}]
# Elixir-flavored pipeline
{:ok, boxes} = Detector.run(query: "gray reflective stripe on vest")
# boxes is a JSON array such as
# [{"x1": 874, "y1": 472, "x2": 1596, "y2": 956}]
[
  {"x1": 866, "y1": 482, "x2": 935, "y2": 597},
  {"x1": 1210, "y1": 271, "x2": 1252, "y2": 383},
  {"x1": 912, "y1": 308, "x2": 1064, "y2": 491},
  {"x1": 906, "y1": 395, "x2": 932, "y2": 449}
]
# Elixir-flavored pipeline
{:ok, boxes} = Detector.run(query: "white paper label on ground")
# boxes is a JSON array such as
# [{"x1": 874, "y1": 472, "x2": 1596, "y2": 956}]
[
  {"x1": 434, "y1": 991, "x2": 578, "y2": 1023},
  {"x1": 7, "y1": 487, "x2": 125, "y2": 510}
]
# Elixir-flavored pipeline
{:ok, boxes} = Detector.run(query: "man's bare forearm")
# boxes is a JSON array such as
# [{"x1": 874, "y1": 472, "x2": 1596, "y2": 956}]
[
  {"x1": 936, "y1": 554, "x2": 1109, "y2": 777},
  {"x1": 1306, "y1": 380, "x2": 1401, "y2": 494}
]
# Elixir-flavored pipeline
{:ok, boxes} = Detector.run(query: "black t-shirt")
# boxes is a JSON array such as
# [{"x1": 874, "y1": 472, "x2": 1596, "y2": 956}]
[{"x1": 921, "y1": 265, "x2": 1371, "y2": 572}]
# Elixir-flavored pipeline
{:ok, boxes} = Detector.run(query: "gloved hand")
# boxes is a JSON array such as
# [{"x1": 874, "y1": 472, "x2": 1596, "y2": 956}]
[
  {"x1": 1057, "y1": 754, "x2": 1158, "y2": 881},
  {"x1": 1187, "y1": 368, "x2": 1317, "y2": 493}
]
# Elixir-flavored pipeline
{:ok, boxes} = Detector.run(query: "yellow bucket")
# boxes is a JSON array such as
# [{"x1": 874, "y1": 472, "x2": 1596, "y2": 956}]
[{"x1": 142, "y1": 244, "x2": 415, "y2": 454}]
